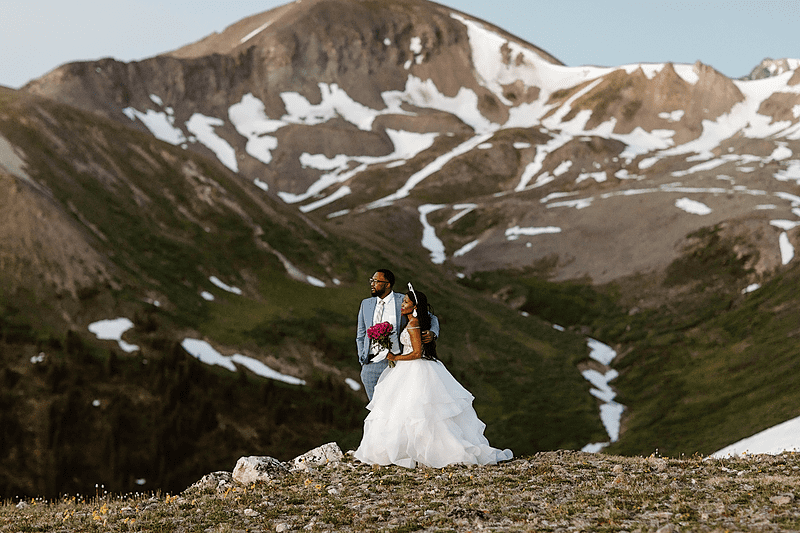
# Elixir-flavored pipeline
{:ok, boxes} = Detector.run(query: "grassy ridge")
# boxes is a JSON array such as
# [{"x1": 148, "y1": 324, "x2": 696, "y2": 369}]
[{"x1": 5, "y1": 451, "x2": 800, "y2": 532}]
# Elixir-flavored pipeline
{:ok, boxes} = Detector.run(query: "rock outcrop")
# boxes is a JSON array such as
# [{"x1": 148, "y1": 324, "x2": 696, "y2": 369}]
[{"x1": 207, "y1": 443, "x2": 345, "y2": 489}]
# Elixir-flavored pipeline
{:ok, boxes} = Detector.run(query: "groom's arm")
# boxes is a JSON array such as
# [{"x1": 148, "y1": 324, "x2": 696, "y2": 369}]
[
  {"x1": 356, "y1": 301, "x2": 368, "y2": 362},
  {"x1": 422, "y1": 312, "x2": 440, "y2": 343},
  {"x1": 429, "y1": 313, "x2": 440, "y2": 338}
]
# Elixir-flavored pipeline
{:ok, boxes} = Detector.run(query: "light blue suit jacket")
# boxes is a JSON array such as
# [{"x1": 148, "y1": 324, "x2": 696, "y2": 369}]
[{"x1": 356, "y1": 292, "x2": 440, "y2": 365}]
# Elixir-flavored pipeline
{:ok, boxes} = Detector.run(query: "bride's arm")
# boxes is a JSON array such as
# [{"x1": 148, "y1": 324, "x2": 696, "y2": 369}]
[{"x1": 388, "y1": 319, "x2": 423, "y2": 361}]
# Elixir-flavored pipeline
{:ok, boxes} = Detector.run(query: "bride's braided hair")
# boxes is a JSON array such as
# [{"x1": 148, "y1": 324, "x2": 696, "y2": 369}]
[{"x1": 406, "y1": 289, "x2": 438, "y2": 361}]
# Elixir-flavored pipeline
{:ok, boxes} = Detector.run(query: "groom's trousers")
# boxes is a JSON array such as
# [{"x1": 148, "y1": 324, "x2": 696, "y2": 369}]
[{"x1": 361, "y1": 358, "x2": 390, "y2": 401}]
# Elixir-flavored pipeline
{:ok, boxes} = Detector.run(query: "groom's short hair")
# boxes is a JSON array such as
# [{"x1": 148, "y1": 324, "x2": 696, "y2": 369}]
[{"x1": 376, "y1": 269, "x2": 395, "y2": 287}]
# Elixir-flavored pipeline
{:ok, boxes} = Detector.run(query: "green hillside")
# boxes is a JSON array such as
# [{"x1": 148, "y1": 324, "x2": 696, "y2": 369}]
[
  {"x1": 606, "y1": 253, "x2": 800, "y2": 457},
  {"x1": 0, "y1": 88, "x2": 603, "y2": 498},
  {"x1": 465, "y1": 224, "x2": 800, "y2": 458}
]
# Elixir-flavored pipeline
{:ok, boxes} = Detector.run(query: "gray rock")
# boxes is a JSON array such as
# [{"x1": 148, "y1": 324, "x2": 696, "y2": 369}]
[
  {"x1": 190, "y1": 471, "x2": 234, "y2": 493},
  {"x1": 233, "y1": 456, "x2": 289, "y2": 485},
  {"x1": 770, "y1": 493, "x2": 795, "y2": 505},
  {"x1": 291, "y1": 442, "x2": 344, "y2": 471}
]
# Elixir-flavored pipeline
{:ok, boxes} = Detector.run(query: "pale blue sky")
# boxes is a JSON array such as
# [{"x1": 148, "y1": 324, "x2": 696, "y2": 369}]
[{"x1": 1, "y1": 0, "x2": 798, "y2": 89}]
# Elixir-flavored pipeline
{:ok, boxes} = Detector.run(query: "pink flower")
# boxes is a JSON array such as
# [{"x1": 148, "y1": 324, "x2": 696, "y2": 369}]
[{"x1": 367, "y1": 321, "x2": 393, "y2": 350}]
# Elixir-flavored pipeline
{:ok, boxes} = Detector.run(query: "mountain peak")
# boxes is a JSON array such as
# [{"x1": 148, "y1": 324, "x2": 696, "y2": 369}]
[
  {"x1": 743, "y1": 57, "x2": 800, "y2": 80},
  {"x1": 167, "y1": 0, "x2": 562, "y2": 67}
]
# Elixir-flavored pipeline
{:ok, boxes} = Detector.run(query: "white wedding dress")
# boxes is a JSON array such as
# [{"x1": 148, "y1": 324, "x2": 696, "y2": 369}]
[{"x1": 354, "y1": 328, "x2": 513, "y2": 468}]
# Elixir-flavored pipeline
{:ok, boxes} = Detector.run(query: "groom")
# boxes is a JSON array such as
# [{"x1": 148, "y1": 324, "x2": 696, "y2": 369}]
[{"x1": 356, "y1": 269, "x2": 440, "y2": 400}]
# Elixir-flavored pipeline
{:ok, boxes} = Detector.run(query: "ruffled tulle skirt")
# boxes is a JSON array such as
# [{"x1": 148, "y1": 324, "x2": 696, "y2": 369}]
[{"x1": 354, "y1": 358, "x2": 513, "y2": 468}]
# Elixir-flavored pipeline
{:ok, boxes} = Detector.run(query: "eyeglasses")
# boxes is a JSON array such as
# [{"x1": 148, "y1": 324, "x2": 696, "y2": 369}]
[{"x1": 369, "y1": 278, "x2": 389, "y2": 285}]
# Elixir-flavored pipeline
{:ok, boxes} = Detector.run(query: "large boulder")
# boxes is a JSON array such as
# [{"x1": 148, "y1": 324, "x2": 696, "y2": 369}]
[
  {"x1": 291, "y1": 442, "x2": 345, "y2": 471},
  {"x1": 232, "y1": 456, "x2": 290, "y2": 485}
]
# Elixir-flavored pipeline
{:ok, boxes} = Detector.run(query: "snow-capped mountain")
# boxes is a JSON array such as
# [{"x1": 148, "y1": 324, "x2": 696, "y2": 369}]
[
  {"x1": 25, "y1": 0, "x2": 800, "y2": 285},
  {"x1": 745, "y1": 58, "x2": 800, "y2": 80}
]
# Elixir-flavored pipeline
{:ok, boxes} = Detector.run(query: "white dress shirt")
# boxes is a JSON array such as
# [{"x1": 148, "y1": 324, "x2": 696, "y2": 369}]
[{"x1": 372, "y1": 292, "x2": 397, "y2": 354}]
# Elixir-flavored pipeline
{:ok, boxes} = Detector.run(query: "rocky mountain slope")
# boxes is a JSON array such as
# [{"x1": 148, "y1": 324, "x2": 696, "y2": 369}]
[
  {"x1": 0, "y1": 85, "x2": 599, "y2": 499},
  {"x1": 24, "y1": 0, "x2": 800, "y2": 285},
  {"x1": 3, "y1": 0, "x2": 800, "y2": 500}
]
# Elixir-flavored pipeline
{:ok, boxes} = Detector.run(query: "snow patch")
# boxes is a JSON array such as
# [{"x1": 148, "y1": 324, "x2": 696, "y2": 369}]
[
  {"x1": 299, "y1": 186, "x2": 351, "y2": 213},
  {"x1": 281, "y1": 83, "x2": 379, "y2": 131},
  {"x1": 742, "y1": 283, "x2": 760, "y2": 294},
  {"x1": 576, "y1": 171, "x2": 607, "y2": 184},
  {"x1": 181, "y1": 338, "x2": 306, "y2": 385},
  {"x1": 547, "y1": 197, "x2": 594, "y2": 210},
  {"x1": 186, "y1": 114, "x2": 238, "y2": 172},
  {"x1": 505, "y1": 226, "x2": 562, "y2": 240},
  {"x1": 658, "y1": 110, "x2": 684, "y2": 122},
  {"x1": 447, "y1": 203, "x2": 477, "y2": 225},
  {"x1": 345, "y1": 378, "x2": 361, "y2": 391},
  {"x1": 88, "y1": 318, "x2": 139, "y2": 353},
  {"x1": 453, "y1": 239, "x2": 479, "y2": 257},
  {"x1": 770, "y1": 219, "x2": 800, "y2": 231},
  {"x1": 240, "y1": 21, "x2": 272, "y2": 44},
  {"x1": 673, "y1": 64, "x2": 700, "y2": 84},
  {"x1": 515, "y1": 133, "x2": 572, "y2": 191},
  {"x1": 228, "y1": 94, "x2": 281, "y2": 165},
  {"x1": 675, "y1": 197, "x2": 712, "y2": 215},
  {"x1": 287, "y1": 129, "x2": 437, "y2": 206},
  {"x1": 419, "y1": 204, "x2": 446, "y2": 264},
  {"x1": 712, "y1": 415, "x2": 800, "y2": 458},
  {"x1": 581, "y1": 339, "x2": 623, "y2": 452},
  {"x1": 775, "y1": 161, "x2": 800, "y2": 183},
  {"x1": 553, "y1": 160, "x2": 572, "y2": 177},
  {"x1": 306, "y1": 276, "x2": 326, "y2": 288},
  {"x1": 771, "y1": 143, "x2": 792, "y2": 161},
  {"x1": 123, "y1": 107, "x2": 186, "y2": 146},
  {"x1": 368, "y1": 133, "x2": 493, "y2": 208},
  {"x1": 779, "y1": 231, "x2": 795, "y2": 264},
  {"x1": 209, "y1": 276, "x2": 242, "y2": 295}
]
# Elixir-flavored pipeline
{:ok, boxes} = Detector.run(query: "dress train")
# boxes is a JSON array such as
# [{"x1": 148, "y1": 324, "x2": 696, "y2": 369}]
[{"x1": 355, "y1": 330, "x2": 512, "y2": 468}]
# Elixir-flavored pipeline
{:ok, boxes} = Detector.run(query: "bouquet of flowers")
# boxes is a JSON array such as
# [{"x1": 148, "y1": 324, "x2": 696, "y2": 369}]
[{"x1": 367, "y1": 321, "x2": 394, "y2": 366}]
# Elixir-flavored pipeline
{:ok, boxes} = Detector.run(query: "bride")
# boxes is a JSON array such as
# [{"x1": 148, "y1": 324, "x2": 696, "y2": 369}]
[{"x1": 354, "y1": 284, "x2": 513, "y2": 468}]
